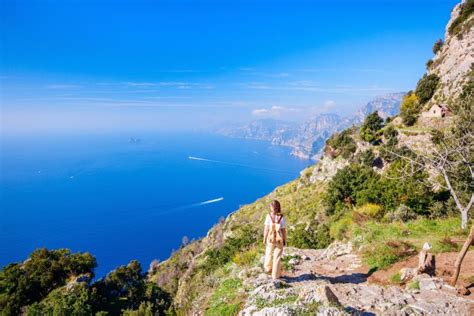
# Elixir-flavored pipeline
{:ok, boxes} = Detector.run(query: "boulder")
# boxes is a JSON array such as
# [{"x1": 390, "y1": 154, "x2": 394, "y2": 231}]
[{"x1": 400, "y1": 267, "x2": 417, "y2": 282}]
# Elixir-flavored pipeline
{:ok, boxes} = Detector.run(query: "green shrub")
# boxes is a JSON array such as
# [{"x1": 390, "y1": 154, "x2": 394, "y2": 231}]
[
  {"x1": 203, "y1": 227, "x2": 257, "y2": 273},
  {"x1": 386, "y1": 204, "x2": 417, "y2": 222},
  {"x1": 379, "y1": 160, "x2": 433, "y2": 214},
  {"x1": 415, "y1": 74, "x2": 439, "y2": 104},
  {"x1": 402, "y1": 110, "x2": 418, "y2": 126},
  {"x1": 432, "y1": 39, "x2": 444, "y2": 54},
  {"x1": 329, "y1": 214, "x2": 354, "y2": 240},
  {"x1": 1, "y1": 249, "x2": 172, "y2": 316},
  {"x1": 355, "y1": 149, "x2": 375, "y2": 167},
  {"x1": 325, "y1": 164, "x2": 381, "y2": 215},
  {"x1": 400, "y1": 92, "x2": 420, "y2": 126},
  {"x1": 94, "y1": 260, "x2": 172, "y2": 314},
  {"x1": 325, "y1": 127, "x2": 357, "y2": 159},
  {"x1": 355, "y1": 203, "x2": 385, "y2": 220},
  {"x1": 232, "y1": 247, "x2": 259, "y2": 266},
  {"x1": 383, "y1": 125, "x2": 398, "y2": 147},
  {"x1": 26, "y1": 283, "x2": 97, "y2": 316},
  {"x1": 379, "y1": 145, "x2": 416, "y2": 164},
  {"x1": 426, "y1": 59, "x2": 434, "y2": 70},
  {"x1": 360, "y1": 111, "x2": 384, "y2": 142},
  {"x1": 0, "y1": 248, "x2": 97, "y2": 315},
  {"x1": 289, "y1": 223, "x2": 332, "y2": 249}
]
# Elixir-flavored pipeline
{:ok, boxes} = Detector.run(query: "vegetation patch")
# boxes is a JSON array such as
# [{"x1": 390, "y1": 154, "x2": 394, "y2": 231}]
[
  {"x1": 325, "y1": 127, "x2": 357, "y2": 159},
  {"x1": 205, "y1": 278, "x2": 245, "y2": 316},
  {"x1": 408, "y1": 280, "x2": 420, "y2": 290},
  {"x1": 390, "y1": 272, "x2": 402, "y2": 284},
  {"x1": 255, "y1": 294, "x2": 298, "y2": 309},
  {"x1": 0, "y1": 249, "x2": 172, "y2": 315},
  {"x1": 415, "y1": 74, "x2": 439, "y2": 104},
  {"x1": 351, "y1": 218, "x2": 468, "y2": 269},
  {"x1": 400, "y1": 92, "x2": 420, "y2": 126},
  {"x1": 448, "y1": 0, "x2": 474, "y2": 36},
  {"x1": 232, "y1": 247, "x2": 260, "y2": 267},
  {"x1": 202, "y1": 226, "x2": 258, "y2": 273},
  {"x1": 360, "y1": 111, "x2": 384, "y2": 142},
  {"x1": 289, "y1": 223, "x2": 332, "y2": 249},
  {"x1": 282, "y1": 254, "x2": 302, "y2": 272}
]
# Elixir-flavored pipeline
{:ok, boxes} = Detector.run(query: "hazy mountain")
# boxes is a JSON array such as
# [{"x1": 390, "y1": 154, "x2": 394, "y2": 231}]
[{"x1": 218, "y1": 93, "x2": 404, "y2": 159}]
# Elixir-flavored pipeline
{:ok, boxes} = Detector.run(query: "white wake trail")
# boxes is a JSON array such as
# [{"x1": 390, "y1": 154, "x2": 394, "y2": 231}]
[
  {"x1": 196, "y1": 197, "x2": 224, "y2": 205},
  {"x1": 188, "y1": 155, "x2": 296, "y2": 175},
  {"x1": 188, "y1": 156, "x2": 216, "y2": 162}
]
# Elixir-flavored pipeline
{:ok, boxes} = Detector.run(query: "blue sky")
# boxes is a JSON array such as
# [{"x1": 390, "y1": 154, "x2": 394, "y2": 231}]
[{"x1": 1, "y1": 0, "x2": 459, "y2": 133}]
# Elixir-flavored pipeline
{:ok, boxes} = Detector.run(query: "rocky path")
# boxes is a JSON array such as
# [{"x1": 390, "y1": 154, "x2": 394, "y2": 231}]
[{"x1": 239, "y1": 243, "x2": 474, "y2": 315}]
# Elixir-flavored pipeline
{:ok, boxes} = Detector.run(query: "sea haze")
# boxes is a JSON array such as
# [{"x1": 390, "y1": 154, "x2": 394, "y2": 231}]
[{"x1": 0, "y1": 132, "x2": 310, "y2": 276}]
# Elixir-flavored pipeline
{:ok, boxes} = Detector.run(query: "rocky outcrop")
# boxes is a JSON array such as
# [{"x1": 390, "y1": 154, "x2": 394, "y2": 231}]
[
  {"x1": 429, "y1": 0, "x2": 474, "y2": 102},
  {"x1": 308, "y1": 156, "x2": 349, "y2": 184}
]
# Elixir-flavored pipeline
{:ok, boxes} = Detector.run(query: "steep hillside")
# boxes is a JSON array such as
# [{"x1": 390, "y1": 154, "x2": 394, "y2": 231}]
[
  {"x1": 428, "y1": 0, "x2": 474, "y2": 102},
  {"x1": 150, "y1": 2, "x2": 473, "y2": 314}
]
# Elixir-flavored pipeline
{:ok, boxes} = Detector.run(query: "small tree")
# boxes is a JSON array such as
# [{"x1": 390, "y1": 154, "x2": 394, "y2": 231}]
[
  {"x1": 360, "y1": 111, "x2": 384, "y2": 142},
  {"x1": 400, "y1": 92, "x2": 420, "y2": 126},
  {"x1": 415, "y1": 74, "x2": 440, "y2": 104},
  {"x1": 432, "y1": 39, "x2": 444, "y2": 54}
]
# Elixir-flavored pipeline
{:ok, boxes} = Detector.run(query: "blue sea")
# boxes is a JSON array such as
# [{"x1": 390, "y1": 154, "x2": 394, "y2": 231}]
[{"x1": 0, "y1": 132, "x2": 310, "y2": 276}]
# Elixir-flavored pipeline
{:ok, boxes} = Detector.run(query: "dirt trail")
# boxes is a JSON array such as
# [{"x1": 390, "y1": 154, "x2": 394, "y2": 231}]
[{"x1": 277, "y1": 244, "x2": 474, "y2": 315}]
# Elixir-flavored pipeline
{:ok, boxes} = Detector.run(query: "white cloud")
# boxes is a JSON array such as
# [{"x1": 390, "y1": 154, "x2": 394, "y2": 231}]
[
  {"x1": 252, "y1": 108, "x2": 269, "y2": 115},
  {"x1": 323, "y1": 100, "x2": 336, "y2": 108},
  {"x1": 251, "y1": 105, "x2": 299, "y2": 118}
]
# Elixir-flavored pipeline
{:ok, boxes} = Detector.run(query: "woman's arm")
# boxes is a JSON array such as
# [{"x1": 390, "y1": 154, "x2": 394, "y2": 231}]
[
  {"x1": 263, "y1": 225, "x2": 269, "y2": 244},
  {"x1": 281, "y1": 228, "x2": 287, "y2": 246}
]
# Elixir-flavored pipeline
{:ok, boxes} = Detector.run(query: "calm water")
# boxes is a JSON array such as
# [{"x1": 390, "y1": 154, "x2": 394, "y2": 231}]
[{"x1": 0, "y1": 132, "x2": 309, "y2": 275}]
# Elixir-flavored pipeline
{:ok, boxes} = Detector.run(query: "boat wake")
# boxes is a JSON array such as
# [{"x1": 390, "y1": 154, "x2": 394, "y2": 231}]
[{"x1": 188, "y1": 155, "x2": 295, "y2": 175}]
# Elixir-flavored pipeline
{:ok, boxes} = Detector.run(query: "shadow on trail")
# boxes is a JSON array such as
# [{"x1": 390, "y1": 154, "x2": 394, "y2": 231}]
[
  {"x1": 345, "y1": 307, "x2": 376, "y2": 316},
  {"x1": 282, "y1": 272, "x2": 370, "y2": 285}
]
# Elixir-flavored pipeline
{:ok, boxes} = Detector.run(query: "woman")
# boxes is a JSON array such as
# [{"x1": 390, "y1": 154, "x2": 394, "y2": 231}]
[{"x1": 263, "y1": 200, "x2": 287, "y2": 279}]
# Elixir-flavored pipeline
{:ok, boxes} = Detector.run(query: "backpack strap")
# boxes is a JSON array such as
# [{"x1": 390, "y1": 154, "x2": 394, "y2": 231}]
[
  {"x1": 277, "y1": 215, "x2": 283, "y2": 224},
  {"x1": 270, "y1": 213, "x2": 283, "y2": 224}
]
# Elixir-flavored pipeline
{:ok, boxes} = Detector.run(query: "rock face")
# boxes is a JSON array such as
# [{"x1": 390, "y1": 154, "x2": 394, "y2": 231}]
[
  {"x1": 218, "y1": 93, "x2": 403, "y2": 160},
  {"x1": 430, "y1": 0, "x2": 474, "y2": 101},
  {"x1": 355, "y1": 92, "x2": 405, "y2": 121},
  {"x1": 308, "y1": 157, "x2": 350, "y2": 184}
]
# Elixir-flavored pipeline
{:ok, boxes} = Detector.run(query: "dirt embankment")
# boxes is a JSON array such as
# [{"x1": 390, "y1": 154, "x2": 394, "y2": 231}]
[{"x1": 369, "y1": 250, "x2": 474, "y2": 299}]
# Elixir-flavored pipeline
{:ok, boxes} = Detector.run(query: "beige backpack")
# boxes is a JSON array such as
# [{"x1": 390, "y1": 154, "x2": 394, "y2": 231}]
[{"x1": 268, "y1": 214, "x2": 284, "y2": 244}]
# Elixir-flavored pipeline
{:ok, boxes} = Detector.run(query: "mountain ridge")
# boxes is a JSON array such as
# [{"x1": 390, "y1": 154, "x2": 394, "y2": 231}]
[{"x1": 218, "y1": 92, "x2": 404, "y2": 160}]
